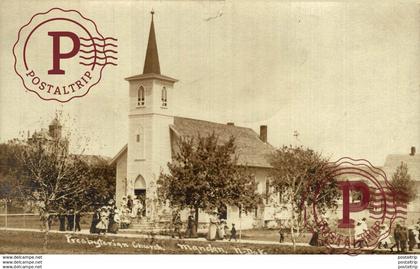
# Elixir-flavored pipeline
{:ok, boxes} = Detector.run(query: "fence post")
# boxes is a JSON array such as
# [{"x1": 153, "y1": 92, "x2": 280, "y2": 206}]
[
  {"x1": 239, "y1": 204, "x2": 242, "y2": 242},
  {"x1": 5, "y1": 200, "x2": 8, "y2": 229}
]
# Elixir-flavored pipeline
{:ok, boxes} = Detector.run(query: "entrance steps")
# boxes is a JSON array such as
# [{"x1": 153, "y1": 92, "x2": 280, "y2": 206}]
[{"x1": 122, "y1": 217, "x2": 172, "y2": 234}]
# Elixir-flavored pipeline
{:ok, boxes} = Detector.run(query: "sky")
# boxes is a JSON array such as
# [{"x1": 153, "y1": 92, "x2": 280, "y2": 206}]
[{"x1": 0, "y1": 0, "x2": 419, "y2": 165}]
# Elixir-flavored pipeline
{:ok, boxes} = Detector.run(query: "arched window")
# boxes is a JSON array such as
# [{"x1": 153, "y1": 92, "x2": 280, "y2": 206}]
[
  {"x1": 136, "y1": 125, "x2": 145, "y2": 159},
  {"x1": 161, "y1": 87, "x2": 167, "y2": 107},
  {"x1": 137, "y1": 86, "x2": 145, "y2": 106}
]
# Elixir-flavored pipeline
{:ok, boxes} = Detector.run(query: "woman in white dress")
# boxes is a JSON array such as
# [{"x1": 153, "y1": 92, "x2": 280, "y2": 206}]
[
  {"x1": 131, "y1": 199, "x2": 140, "y2": 218},
  {"x1": 207, "y1": 212, "x2": 219, "y2": 241},
  {"x1": 217, "y1": 219, "x2": 226, "y2": 240},
  {"x1": 96, "y1": 207, "x2": 110, "y2": 235}
]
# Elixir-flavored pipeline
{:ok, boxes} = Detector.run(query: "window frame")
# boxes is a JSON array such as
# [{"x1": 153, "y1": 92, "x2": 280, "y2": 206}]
[
  {"x1": 137, "y1": 86, "x2": 145, "y2": 107},
  {"x1": 161, "y1": 87, "x2": 167, "y2": 107}
]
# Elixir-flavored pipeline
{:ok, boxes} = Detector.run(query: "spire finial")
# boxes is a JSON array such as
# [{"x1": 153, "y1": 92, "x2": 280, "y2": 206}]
[{"x1": 143, "y1": 8, "x2": 160, "y2": 74}]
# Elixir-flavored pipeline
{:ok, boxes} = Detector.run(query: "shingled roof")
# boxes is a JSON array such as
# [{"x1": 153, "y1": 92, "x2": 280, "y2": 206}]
[
  {"x1": 383, "y1": 154, "x2": 420, "y2": 181},
  {"x1": 170, "y1": 117, "x2": 275, "y2": 168}
]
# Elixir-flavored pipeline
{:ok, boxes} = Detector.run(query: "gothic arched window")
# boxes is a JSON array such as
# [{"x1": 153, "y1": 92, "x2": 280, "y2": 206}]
[
  {"x1": 137, "y1": 86, "x2": 145, "y2": 107},
  {"x1": 161, "y1": 87, "x2": 167, "y2": 107},
  {"x1": 136, "y1": 125, "x2": 145, "y2": 159}
]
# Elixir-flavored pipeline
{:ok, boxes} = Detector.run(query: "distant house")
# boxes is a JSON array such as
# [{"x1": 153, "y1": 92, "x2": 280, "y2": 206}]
[
  {"x1": 382, "y1": 146, "x2": 420, "y2": 223},
  {"x1": 327, "y1": 147, "x2": 420, "y2": 225},
  {"x1": 110, "y1": 13, "x2": 277, "y2": 229},
  {"x1": 28, "y1": 118, "x2": 110, "y2": 166}
]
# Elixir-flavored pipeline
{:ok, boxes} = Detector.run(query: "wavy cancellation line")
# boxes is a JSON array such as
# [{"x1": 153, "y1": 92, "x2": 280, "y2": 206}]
[
  {"x1": 80, "y1": 42, "x2": 118, "y2": 48},
  {"x1": 79, "y1": 49, "x2": 118, "y2": 54},
  {"x1": 80, "y1": 55, "x2": 118, "y2": 60},
  {"x1": 79, "y1": 36, "x2": 117, "y2": 41},
  {"x1": 79, "y1": 62, "x2": 117, "y2": 66}
]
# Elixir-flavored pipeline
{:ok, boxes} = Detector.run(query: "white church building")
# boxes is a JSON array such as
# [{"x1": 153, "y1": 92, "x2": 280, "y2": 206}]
[{"x1": 110, "y1": 12, "x2": 280, "y2": 230}]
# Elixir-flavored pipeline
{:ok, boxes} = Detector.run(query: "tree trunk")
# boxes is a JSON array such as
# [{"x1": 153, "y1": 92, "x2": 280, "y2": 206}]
[
  {"x1": 42, "y1": 212, "x2": 49, "y2": 252},
  {"x1": 194, "y1": 206, "x2": 199, "y2": 235},
  {"x1": 290, "y1": 204, "x2": 296, "y2": 253}
]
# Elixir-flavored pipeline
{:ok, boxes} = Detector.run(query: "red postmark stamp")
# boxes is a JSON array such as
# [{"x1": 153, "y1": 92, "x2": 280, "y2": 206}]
[
  {"x1": 305, "y1": 157, "x2": 407, "y2": 254},
  {"x1": 13, "y1": 8, "x2": 118, "y2": 102}
]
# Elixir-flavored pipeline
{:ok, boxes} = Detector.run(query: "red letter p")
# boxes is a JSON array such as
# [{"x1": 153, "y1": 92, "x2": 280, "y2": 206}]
[
  {"x1": 48, "y1": 31, "x2": 80, "y2": 75},
  {"x1": 338, "y1": 181, "x2": 370, "y2": 228}
]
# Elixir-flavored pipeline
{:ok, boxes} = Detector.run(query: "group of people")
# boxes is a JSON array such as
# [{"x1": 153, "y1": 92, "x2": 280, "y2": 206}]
[
  {"x1": 90, "y1": 200, "x2": 120, "y2": 235},
  {"x1": 89, "y1": 196, "x2": 146, "y2": 235},
  {"x1": 207, "y1": 214, "x2": 237, "y2": 241},
  {"x1": 306, "y1": 217, "x2": 420, "y2": 252},
  {"x1": 39, "y1": 209, "x2": 81, "y2": 232},
  {"x1": 118, "y1": 195, "x2": 145, "y2": 229},
  {"x1": 58, "y1": 210, "x2": 81, "y2": 232},
  {"x1": 171, "y1": 211, "x2": 237, "y2": 241},
  {"x1": 386, "y1": 223, "x2": 420, "y2": 252}
]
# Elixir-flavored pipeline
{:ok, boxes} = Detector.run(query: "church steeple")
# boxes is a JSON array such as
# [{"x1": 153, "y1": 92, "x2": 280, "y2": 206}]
[{"x1": 143, "y1": 10, "x2": 161, "y2": 75}]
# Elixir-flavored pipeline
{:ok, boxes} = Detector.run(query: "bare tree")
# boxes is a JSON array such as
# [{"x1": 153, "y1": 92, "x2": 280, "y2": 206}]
[
  {"x1": 269, "y1": 145, "x2": 340, "y2": 252},
  {"x1": 10, "y1": 122, "x2": 89, "y2": 250}
]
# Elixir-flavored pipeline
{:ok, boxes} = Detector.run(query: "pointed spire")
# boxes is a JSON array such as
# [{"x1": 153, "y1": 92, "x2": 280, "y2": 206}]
[{"x1": 143, "y1": 10, "x2": 161, "y2": 75}]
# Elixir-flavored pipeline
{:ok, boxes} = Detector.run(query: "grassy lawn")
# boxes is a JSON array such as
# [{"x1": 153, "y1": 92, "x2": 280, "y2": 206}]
[
  {"x1": 239, "y1": 228, "x2": 311, "y2": 243},
  {"x1": 0, "y1": 229, "x2": 394, "y2": 254},
  {"x1": 1, "y1": 215, "x2": 309, "y2": 244},
  {"x1": 0, "y1": 215, "x2": 92, "y2": 230},
  {"x1": 0, "y1": 229, "x2": 327, "y2": 254}
]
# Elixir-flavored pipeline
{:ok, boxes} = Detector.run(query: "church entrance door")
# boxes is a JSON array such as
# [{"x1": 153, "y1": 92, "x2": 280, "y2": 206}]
[{"x1": 134, "y1": 175, "x2": 146, "y2": 217}]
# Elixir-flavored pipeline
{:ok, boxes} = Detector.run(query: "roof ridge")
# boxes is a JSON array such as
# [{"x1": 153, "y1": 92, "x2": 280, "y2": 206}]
[{"x1": 174, "y1": 116, "x2": 256, "y2": 132}]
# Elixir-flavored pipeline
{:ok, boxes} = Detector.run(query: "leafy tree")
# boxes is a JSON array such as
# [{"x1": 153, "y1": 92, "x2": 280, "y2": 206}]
[
  {"x1": 63, "y1": 159, "x2": 115, "y2": 213},
  {"x1": 0, "y1": 143, "x2": 31, "y2": 212},
  {"x1": 158, "y1": 133, "x2": 261, "y2": 233},
  {"x1": 268, "y1": 145, "x2": 339, "y2": 251},
  {"x1": 391, "y1": 162, "x2": 417, "y2": 204}
]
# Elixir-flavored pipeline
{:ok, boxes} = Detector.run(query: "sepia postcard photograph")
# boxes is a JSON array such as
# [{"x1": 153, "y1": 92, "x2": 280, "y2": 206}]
[{"x1": 0, "y1": 0, "x2": 419, "y2": 268}]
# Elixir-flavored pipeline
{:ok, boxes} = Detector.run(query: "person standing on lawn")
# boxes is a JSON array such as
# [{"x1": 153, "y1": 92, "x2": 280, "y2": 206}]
[
  {"x1": 58, "y1": 211, "x2": 66, "y2": 232},
  {"x1": 309, "y1": 229, "x2": 319, "y2": 246},
  {"x1": 74, "y1": 211, "x2": 81, "y2": 232},
  {"x1": 401, "y1": 226, "x2": 408, "y2": 252},
  {"x1": 66, "y1": 209, "x2": 74, "y2": 231},
  {"x1": 186, "y1": 215, "x2": 194, "y2": 238},
  {"x1": 96, "y1": 207, "x2": 110, "y2": 235},
  {"x1": 413, "y1": 225, "x2": 420, "y2": 249},
  {"x1": 108, "y1": 207, "x2": 116, "y2": 233},
  {"x1": 279, "y1": 227, "x2": 285, "y2": 243},
  {"x1": 390, "y1": 223, "x2": 402, "y2": 252},
  {"x1": 108, "y1": 209, "x2": 120, "y2": 234},
  {"x1": 408, "y1": 229, "x2": 416, "y2": 251},
  {"x1": 172, "y1": 210, "x2": 183, "y2": 239},
  {"x1": 217, "y1": 220, "x2": 226, "y2": 240},
  {"x1": 207, "y1": 212, "x2": 218, "y2": 241},
  {"x1": 229, "y1": 223, "x2": 237, "y2": 241},
  {"x1": 378, "y1": 225, "x2": 392, "y2": 249},
  {"x1": 224, "y1": 222, "x2": 229, "y2": 240},
  {"x1": 90, "y1": 208, "x2": 100, "y2": 234}
]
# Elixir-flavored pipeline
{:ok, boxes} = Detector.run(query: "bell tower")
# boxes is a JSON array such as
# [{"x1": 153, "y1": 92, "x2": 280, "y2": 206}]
[{"x1": 125, "y1": 10, "x2": 177, "y2": 220}]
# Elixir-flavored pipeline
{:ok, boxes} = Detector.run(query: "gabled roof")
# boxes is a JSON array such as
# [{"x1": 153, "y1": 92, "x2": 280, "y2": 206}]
[
  {"x1": 109, "y1": 144, "x2": 127, "y2": 166},
  {"x1": 383, "y1": 154, "x2": 420, "y2": 181},
  {"x1": 110, "y1": 118, "x2": 275, "y2": 168},
  {"x1": 77, "y1": 154, "x2": 111, "y2": 166},
  {"x1": 171, "y1": 117, "x2": 275, "y2": 168}
]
